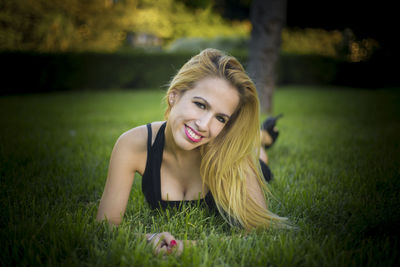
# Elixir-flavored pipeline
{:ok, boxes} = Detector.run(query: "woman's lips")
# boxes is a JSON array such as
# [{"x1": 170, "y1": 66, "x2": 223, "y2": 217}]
[{"x1": 184, "y1": 125, "x2": 203, "y2": 142}]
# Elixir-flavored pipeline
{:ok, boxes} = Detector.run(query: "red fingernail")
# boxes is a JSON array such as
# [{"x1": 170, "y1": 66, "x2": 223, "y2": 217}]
[{"x1": 170, "y1": 240, "x2": 177, "y2": 247}]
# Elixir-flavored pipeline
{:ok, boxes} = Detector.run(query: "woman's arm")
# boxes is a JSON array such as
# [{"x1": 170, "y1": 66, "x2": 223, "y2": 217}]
[{"x1": 96, "y1": 126, "x2": 147, "y2": 225}]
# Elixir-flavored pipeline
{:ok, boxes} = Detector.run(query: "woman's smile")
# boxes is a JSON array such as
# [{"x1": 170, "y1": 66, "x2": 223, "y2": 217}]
[{"x1": 184, "y1": 124, "x2": 203, "y2": 143}]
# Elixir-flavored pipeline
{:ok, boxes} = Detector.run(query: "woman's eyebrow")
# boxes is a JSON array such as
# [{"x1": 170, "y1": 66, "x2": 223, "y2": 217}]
[{"x1": 193, "y1": 96, "x2": 231, "y2": 119}]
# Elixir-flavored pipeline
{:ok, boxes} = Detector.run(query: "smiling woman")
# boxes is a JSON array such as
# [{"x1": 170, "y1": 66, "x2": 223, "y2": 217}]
[
  {"x1": 167, "y1": 77, "x2": 239, "y2": 150},
  {"x1": 96, "y1": 48, "x2": 287, "y2": 256}
]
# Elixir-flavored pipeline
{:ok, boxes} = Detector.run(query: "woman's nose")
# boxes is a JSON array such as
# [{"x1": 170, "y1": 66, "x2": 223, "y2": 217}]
[{"x1": 195, "y1": 113, "x2": 213, "y2": 131}]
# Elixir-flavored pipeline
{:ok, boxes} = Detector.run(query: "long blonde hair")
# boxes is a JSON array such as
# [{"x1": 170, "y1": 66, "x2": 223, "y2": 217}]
[{"x1": 164, "y1": 48, "x2": 285, "y2": 230}]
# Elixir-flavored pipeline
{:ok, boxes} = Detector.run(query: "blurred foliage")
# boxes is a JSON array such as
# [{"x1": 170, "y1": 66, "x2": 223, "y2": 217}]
[
  {"x1": 133, "y1": 0, "x2": 250, "y2": 44},
  {"x1": 281, "y1": 28, "x2": 343, "y2": 58},
  {"x1": 177, "y1": 0, "x2": 214, "y2": 9},
  {"x1": 0, "y1": 0, "x2": 137, "y2": 52},
  {"x1": 0, "y1": 0, "x2": 379, "y2": 62},
  {"x1": 0, "y1": 0, "x2": 249, "y2": 52},
  {"x1": 167, "y1": 28, "x2": 379, "y2": 62},
  {"x1": 281, "y1": 28, "x2": 379, "y2": 62},
  {"x1": 167, "y1": 36, "x2": 248, "y2": 53}
]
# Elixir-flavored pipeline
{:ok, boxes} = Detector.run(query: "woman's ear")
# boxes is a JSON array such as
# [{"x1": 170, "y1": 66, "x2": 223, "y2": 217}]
[{"x1": 169, "y1": 90, "x2": 178, "y2": 105}]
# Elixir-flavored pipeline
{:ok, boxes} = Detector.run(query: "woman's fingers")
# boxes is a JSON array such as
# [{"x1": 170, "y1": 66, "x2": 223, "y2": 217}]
[
  {"x1": 154, "y1": 242, "x2": 168, "y2": 255},
  {"x1": 161, "y1": 232, "x2": 176, "y2": 247},
  {"x1": 148, "y1": 232, "x2": 196, "y2": 257},
  {"x1": 163, "y1": 235, "x2": 185, "y2": 256},
  {"x1": 160, "y1": 240, "x2": 184, "y2": 256},
  {"x1": 150, "y1": 232, "x2": 175, "y2": 255}
]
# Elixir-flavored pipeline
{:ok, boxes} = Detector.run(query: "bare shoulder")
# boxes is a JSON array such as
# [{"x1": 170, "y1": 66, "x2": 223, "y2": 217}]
[
  {"x1": 117, "y1": 124, "x2": 147, "y2": 152},
  {"x1": 118, "y1": 121, "x2": 165, "y2": 146},
  {"x1": 112, "y1": 121, "x2": 165, "y2": 174}
]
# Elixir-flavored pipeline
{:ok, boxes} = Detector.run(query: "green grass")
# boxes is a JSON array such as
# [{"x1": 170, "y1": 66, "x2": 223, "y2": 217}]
[{"x1": 1, "y1": 87, "x2": 399, "y2": 266}]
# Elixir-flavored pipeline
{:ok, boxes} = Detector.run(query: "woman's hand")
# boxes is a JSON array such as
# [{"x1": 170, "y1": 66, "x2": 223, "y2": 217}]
[{"x1": 146, "y1": 232, "x2": 184, "y2": 256}]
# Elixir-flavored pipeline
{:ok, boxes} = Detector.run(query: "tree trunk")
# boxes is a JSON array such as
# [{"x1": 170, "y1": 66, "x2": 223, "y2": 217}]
[{"x1": 248, "y1": 0, "x2": 287, "y2": 113}]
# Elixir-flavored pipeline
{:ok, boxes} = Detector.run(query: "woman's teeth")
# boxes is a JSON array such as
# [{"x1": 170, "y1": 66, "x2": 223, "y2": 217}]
[{"x1": 186, "y1": 126, "x2": 202, "y2": 141}]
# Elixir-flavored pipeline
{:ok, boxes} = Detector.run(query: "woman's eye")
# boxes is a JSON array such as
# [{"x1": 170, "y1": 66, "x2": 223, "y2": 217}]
[
  {"x1": 194, "y1": 102, "x2": 206, "y2": 109},
  {"x1": 216, "y1": 116, "x2": 226, "y2": 124}
]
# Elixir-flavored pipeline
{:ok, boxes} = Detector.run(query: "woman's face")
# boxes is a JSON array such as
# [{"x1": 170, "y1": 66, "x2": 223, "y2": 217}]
[{"x1": 168, "y1": 77, "x2": 240, "y2": 151}]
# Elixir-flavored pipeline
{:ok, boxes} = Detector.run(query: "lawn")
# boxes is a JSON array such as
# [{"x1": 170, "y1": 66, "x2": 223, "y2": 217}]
[{"x1": 1, "y1": 87, "x2": 399, "y2": 266}]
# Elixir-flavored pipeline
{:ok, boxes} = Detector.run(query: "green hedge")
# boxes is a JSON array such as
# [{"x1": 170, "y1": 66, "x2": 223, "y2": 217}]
[
  {"x1": 277, "y1": 54, "x2": 338, "y2": 85},
  {"x1": 0, "y1": 51, "x2": 393, "y2": 94},
  {"x1": 0, "y1": 52, "x2": 196, "y2": 93}
]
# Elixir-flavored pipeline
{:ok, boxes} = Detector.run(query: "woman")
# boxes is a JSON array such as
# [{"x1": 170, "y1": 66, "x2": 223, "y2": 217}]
[{"x1": 96, "y1": 48, "x2": 286, "y2": 255}]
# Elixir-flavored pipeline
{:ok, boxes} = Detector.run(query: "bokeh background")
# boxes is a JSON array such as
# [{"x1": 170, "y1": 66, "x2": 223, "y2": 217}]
[{"x1": 1, "y1": 0, "x2": 397, "y2": 96}]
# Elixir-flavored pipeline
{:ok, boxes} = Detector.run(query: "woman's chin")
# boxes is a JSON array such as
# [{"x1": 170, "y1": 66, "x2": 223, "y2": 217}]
[
  {"x1": 176, "y1": 137, "x2": 204, "y2": 151},
  {"x1": 180, "y1": 142, "x2": 200, "y2": 151}
]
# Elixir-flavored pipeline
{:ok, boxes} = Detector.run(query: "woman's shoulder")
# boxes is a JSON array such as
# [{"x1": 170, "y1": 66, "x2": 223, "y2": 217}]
[
  {"x1": 116, "y1": 121, "x2": 166, "y2": 153},
  {"x1": 110, "y1": 121, "x2": 165, "y2": 175}
]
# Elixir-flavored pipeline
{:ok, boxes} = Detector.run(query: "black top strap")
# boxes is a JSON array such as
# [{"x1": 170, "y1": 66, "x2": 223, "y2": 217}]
[
  {"x1": 142, "y1": 122, "x2": 166, "y2": 208},
  {"x1": 146, "y1": 123, "x2": 152, "y2": 149}
]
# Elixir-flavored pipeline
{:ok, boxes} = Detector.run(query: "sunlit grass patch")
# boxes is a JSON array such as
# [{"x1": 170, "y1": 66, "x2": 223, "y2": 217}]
[{"x1": 1, "y1": 87, "x2": 399, "y2": 266}]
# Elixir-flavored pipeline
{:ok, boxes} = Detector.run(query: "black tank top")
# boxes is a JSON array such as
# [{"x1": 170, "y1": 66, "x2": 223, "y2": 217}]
[{"x1": 141, "y1": 122, "x2": 216, "y2": 210}]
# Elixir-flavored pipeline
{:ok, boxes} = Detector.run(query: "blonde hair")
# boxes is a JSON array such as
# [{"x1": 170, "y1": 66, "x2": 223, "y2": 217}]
[{"x1": 164, "y1": 48, "x2": 286, "y2": 230}]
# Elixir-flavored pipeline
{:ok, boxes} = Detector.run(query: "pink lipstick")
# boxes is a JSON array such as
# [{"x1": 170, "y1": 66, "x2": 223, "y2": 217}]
[{"x1": 184, "y1": 125, "x2": 203, "y2": 142}]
